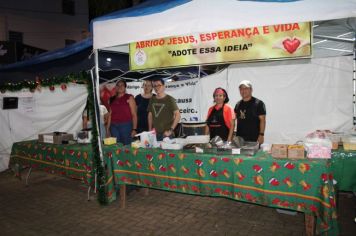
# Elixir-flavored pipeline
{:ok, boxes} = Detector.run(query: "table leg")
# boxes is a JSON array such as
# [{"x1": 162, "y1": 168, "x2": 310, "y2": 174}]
[
  {"x1": 305, "y1": 213, "x2": 315, "y2": 236},
  {"x1": 87, "y1": 186, "x2": 91, "y2": 201},
  {"x1": 12, "y1": 163, "x2": 21, "y2": 179},
  {"x1": 94, "y1": 173, "x2": 97, "y2": 194},
  {"x1": 120, "y1": 185, "x2": 126, "y2": 209},
  {"x1": 25, "y1": 167, "x2": 32, "y2": 186}
]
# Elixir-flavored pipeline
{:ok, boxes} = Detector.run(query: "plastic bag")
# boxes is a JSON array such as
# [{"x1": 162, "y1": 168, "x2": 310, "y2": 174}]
[
  {"x1": 135, "y1": 130, "x2": 158, "y2": 148},
  {"x1": 304, "y1": 130, "x2": 332, "y2": 158}
]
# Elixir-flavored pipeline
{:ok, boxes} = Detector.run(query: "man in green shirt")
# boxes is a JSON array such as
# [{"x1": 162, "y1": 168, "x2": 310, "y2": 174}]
[{"x1": 148, "y1": 79, "x2": 181, "y2": 141}]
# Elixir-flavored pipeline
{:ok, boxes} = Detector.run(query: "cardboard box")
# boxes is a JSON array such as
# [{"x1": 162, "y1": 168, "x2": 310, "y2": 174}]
[
  {"x1": 342, "y1": 136, "x2": 356, "y2": 150},
  {"x1": 331, "y1": 142, "x2": 339, "y2": 150},
  {"x1": 271, "y1": 144, "x2": 288, "y2": 158},
  {"x1": 329, "y1": 134, "x2": 341, "y2": 150},
  {"x1": 38, "y1": 132, "x2": 73, "y2": 144},
  {"x1": 288, "y1": 145, "x2": 305, "y2": 159}
]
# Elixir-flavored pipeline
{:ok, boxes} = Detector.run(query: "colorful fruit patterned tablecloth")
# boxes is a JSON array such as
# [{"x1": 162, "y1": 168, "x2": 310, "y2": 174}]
[
  {"x1": 10, "y1": 140, "x2": 94, "y2": 186},
  {"x1": 104, "y1": 146, "x2": 339, "y2": 235}
]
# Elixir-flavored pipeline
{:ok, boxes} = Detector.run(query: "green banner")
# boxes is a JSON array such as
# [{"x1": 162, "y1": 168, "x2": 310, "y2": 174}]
[{"x1": 129, "y1": 22, "x2": 312, "y2": 70}]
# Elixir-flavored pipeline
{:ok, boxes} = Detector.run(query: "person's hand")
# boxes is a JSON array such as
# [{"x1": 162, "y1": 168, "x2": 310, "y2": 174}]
[
  {"x1": 131, "y1": 129, "x2": 137, "y2": 138},
  {"x1": 163, "y1": 129, "x2": 173, "y2": 138},
  {"x1": 257, "y1": 135, "x2": 264, "y2": 145}
]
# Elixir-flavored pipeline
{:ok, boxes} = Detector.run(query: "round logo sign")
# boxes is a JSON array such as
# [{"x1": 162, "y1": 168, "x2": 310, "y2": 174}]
[{"x1": 134, "y1": 49, "x2": 147, "y2": 66}]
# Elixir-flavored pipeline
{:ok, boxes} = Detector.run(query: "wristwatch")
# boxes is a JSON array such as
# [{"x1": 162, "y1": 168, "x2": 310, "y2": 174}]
[{"x1": 259, "y1": 133, "x2": 264, "y2": 136}]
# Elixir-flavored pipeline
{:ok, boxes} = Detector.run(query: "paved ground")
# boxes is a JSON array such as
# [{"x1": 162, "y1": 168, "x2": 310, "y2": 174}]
[{"x1": 0, "y1": 170, "x2": 355, "y2": 236}]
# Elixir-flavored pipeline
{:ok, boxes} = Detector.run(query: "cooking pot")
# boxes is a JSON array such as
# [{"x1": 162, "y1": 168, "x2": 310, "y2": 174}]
[{"x1": 181, "y1": 122, "x2": 206, "y2": 136}]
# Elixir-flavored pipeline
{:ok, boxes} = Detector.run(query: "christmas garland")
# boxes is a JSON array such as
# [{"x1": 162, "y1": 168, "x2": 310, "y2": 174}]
[
  {"x1": 1, "y1": 72, "x2": 108, "y2": 204},
  {"x1": 85, "y1": 73, "x2": 108, "y2": 205},
  {"x1": 0, "y1": 73, "x2": 86, "y2": 92}
]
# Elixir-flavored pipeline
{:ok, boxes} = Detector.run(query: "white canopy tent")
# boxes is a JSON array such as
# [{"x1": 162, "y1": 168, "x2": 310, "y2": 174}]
[
  {"x1": 91, "y1": 0, "x2": 356, "y2": 144},
  {"x1": 92, "y1": 0, "x2": 356, "y2": 49},
  {"x1": 1, "y1": 1, "x2": 355, "y2": 172}
]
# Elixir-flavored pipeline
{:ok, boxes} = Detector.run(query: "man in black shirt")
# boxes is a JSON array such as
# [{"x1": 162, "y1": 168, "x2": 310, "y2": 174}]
[{"x1": 234, "y1": 80, "x2": 266, "y2": 144}]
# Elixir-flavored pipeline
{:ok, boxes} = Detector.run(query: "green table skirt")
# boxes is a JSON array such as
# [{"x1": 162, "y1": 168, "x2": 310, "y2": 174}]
[
  {"x1": 10, "y1": 140, "x2": 94, "y2": 186},
  {"x1": 104, "y1": 145, "x2": 339, "y2": 235},
  {"x1": 331, "y1": 149, "x2": 356, "y2": 192}
]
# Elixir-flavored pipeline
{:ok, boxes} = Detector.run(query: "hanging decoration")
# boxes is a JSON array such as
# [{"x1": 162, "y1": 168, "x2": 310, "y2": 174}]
[
  {"x1": 0, "y1": 72, "x2": 87, "y2": 92},
  {"x1": 34, "y1": 76, "x2": 42, "y2": 92},
  {"x1": 61, "y1": 84, "x2": 67, "y2": 91}
]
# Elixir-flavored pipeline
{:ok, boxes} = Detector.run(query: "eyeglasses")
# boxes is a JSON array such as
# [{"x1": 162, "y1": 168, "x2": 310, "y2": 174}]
[{"x1": 153, "y1": 84, "x2": 163, "y2": 88}]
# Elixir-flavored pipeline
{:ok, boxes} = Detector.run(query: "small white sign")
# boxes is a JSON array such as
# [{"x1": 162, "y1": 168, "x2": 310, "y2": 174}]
[
  {"x1": 195, "y1": 147, "x2": 204, "y2": 153},
  {"x1": 232, "y1": 148, "x2": 241, "y2": 155},
  {"x1": 19, "y1": 97, "x2": 35, "y2": 112}
]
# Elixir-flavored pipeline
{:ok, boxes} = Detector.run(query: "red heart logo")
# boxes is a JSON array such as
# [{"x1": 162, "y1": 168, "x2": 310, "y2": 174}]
[{"x1": 282, "y1": 38, "x2": 300, "y2": 54}]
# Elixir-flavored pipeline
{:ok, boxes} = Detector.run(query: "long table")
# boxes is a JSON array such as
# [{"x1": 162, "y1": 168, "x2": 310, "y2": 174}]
[
  {"x1": 10, "y1": 141, "x2": 355, "y2": 194},
  {"x1": 10, "y1": 140, "x2": 94, "y2": 188},
  {"x1": 104, "y1": 146, "x2": 340, "y2": 236},
  {"x1": 10, "y1": 141, "x2": 355, "y2": 235}
]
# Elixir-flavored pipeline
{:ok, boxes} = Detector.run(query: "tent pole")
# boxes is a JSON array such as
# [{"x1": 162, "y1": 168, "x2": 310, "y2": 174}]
[
  {"x1": 93, "y1": 49, "x2": 104, "y2": 161},
  {"x1": 90, "y1": 49, "x2": 108, "y2": 204},
  {"x1": 353, "y1": 34, "x2": 356, "y2": 126},
  {"x1": 314, "y1": 34, "x2": 354, "y2": 43}
]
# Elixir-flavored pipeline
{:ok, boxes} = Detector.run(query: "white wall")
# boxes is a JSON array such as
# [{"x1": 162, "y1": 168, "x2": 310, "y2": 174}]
[
  {"x1": 224, "y1": 56, "x2": 353, "y2": 144},
  {"x1": 0, "y1": 83, "x2": 87, "y2": 172},
  {"x1": 0, "y1": 0, "x2": 88, "y2": 50}
]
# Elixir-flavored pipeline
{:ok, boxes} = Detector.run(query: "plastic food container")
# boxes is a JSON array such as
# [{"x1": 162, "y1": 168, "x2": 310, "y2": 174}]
[
  {"x1": 131, "y1": 140, "x2": 141, "y2": 148},
  {"x1": 241, "y1": 142, "x2": 259, "y2": 156},
  {"x1": 136, "y1": 131, "x2": 158, "y2": 148},
  {"x1": 260, "y1": 143, "x2": 271, "y2": 152},
  {"x1": 161, "y1": 142, "x2": 184, "y2": 150},
  {"x1": 181, "y1": 122, "x2": 206, "y2": 136},
  {"x1": 104, "y1": 137, "x2": 117, "y2": 145},
  {"x1": 342, "y1": 135, "x2": 356, "y2": 150},
  {"x1": 161, "y1": 138, "x2": 186, "y2": 150},
  {"x1": 306, "y1": 145, "x2": 331, "y2": 159}
]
